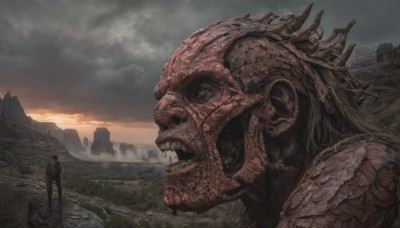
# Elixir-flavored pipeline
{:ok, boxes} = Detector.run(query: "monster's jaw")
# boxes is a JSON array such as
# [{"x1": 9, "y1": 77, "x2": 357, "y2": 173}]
[
  {"x1": 158, "y1": 140, "x2": 196, "y2": 173},
  {"x1": 155, "y1": 113, "x2": 247, "y2": 212},
  {"x1": 157, "y1": 114, "x2": 245, "y2": 177}
]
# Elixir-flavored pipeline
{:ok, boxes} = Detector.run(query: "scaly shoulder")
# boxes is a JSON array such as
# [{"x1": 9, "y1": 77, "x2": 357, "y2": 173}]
[{"x1": 278, "y1": 135, "x2": 400, "y2": 227}]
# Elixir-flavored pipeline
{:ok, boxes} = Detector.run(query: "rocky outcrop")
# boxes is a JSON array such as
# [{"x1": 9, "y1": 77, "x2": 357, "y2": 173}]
[
  {"x1": 91, "y1": 128, "x2": 115, "y2": 155},
  {"x1": 376, "y1": 43, "x2": 400, "y2": 64},
  {"x1": 63, "y1": 202, "x2": 104, "y2": 228},
  {"x1": 30, "y1": 119, "x2": 64, "y2": 142},
  {"x1": 83, "y1": 137, "x2": 90, "y2": 150},
  {"x1": 0, "y1": 92, "x2": 69, "y2": 144},
  {"x1": 350, "y1": 44, "x2": 400, "y2": 132},
  {"x1": 119, "y1": 143, "x2": 136, "y2": 156},
  {"x1": 0, "y1": 119, "x2": 75, "y2": 170},
  {"x1": 0, "y1": 92, "x2": 31, "y2": 127},
  {"x1": 0, "y1": 176, "x2": 103, "y2": 228},
  {"x1": 63, "y1": 129, "x2": 83, "y2": 153}
]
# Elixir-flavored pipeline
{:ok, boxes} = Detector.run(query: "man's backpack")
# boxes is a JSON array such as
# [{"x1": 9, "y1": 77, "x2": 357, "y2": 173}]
[{"x1": 46, "y1": 161, "x2": 61, "y2": 179}]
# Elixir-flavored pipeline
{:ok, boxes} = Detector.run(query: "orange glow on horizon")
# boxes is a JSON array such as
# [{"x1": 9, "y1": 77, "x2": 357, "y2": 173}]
[
  {"x1": 28, "y1": 113, "x2": 108, "y2": 129},
  {"x1": 27, "y1": 111, "x2": 158, "y2": 145}
]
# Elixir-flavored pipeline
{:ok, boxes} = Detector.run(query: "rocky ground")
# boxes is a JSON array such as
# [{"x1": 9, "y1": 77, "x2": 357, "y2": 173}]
[
  {"x1": 0, "y1": 174, "x2": 103, "y2": 228},
  {"x1": 0, "y1": 119, "x2": 104, "y2": 227}
]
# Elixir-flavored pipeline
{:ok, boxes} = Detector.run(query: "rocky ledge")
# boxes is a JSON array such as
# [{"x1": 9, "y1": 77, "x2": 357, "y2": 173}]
[{"x1": 0, "y1": 174, "x2": 104, "y2": 228}]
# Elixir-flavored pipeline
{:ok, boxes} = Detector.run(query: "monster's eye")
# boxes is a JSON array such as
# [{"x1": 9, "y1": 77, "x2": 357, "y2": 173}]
[{"x1": 185, "y1": 78, "x2": 220, "y2": 103}]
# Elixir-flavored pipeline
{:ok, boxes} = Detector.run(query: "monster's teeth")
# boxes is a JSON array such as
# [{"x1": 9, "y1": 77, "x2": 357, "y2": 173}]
[
  {"x1": 165, "y1": 159, "x2": 194, "y2": 173},
  {"x1": 171, "y1": 142, "x2": 177, "y2": 150},
  {"x1": 159, "y1": 141, "x2": 190, "y2": 152},
  {"x1": 160, "y1": 143, "x2": 166, "y2": 151}
]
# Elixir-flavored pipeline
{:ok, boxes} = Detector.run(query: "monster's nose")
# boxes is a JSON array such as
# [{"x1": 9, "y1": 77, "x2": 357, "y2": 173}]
[{"x1": 154, "y1": 106, "x2": 188, "y2": 131}]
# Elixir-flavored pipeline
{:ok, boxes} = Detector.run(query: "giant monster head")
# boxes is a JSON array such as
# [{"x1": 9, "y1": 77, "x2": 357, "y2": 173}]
[{"x1": 154, "y1": 4, "x2": 368, "y2": 213}]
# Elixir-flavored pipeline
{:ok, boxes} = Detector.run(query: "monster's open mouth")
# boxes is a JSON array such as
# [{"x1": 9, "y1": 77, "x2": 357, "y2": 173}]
[
  {"x1": 217, "y1": 114, "x2": 245, "y2": 176},
  {"x1": 158, "y1": 115, "x2": 244, "y2": 175},
  {"x1": 159, "y1": 141, "x2": 195, "y2": 173}
]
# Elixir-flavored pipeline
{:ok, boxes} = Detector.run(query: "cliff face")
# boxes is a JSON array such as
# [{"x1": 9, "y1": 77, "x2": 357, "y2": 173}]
[
  {"x1": 0, "y1": 119, "x2": 74, "y2": 169},
  {"x1": 30, "y1": 119, "x2": 64, "y2": 142},
  {"x1": 63, "y1": 129, "x2": 82, "y2": 153},
  {"x1": 350, "y1": 43, "x2": 400, "y2": 132},
  {"x1": 91, "y1": 128, "x2": 115, "y2": 155},
  {"x1": 0, "y1": 92, "x2": 86, "y2": 153},
  {"x1": 0, "y1": 92, "x2": 31, "y2": 127}
]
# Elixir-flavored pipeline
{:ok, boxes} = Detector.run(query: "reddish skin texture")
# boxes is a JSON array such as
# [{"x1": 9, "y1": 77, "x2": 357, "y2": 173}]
[
  {"x1": 154, "y1": 4, "x2": 400, "y2": 227},
  {"x1": 277, "y1": 135, "x2": 400, "y2": 228}
]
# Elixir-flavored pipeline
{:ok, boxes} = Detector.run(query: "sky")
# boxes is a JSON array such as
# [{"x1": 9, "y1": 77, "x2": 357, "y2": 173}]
[{"x1": 0, "y1": 0, "x2": 399, "y2": 144}]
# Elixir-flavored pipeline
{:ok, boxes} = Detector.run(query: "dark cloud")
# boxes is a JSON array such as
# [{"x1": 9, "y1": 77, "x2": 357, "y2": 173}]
[{"x1": 0, "y1": 0, "x2": 399, "y2": 123}]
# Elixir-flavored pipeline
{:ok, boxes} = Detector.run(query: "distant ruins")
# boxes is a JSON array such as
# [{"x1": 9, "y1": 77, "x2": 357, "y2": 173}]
[{"x1": 90, "y1": 127, "x2": 115, "y2": 155}]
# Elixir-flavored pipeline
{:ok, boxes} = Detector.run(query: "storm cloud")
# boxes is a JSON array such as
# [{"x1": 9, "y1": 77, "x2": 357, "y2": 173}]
[{"x1": 0, "y1": 0, "x2": 399, "y2": 123}]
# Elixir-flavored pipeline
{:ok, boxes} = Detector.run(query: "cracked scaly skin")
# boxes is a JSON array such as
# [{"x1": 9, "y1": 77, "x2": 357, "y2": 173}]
[
  {"x1": 153, "y1": 5, "x2": 400, "y2": 227},
  {"x1": 278, "y1": 135, "x2": 400, "y2": 228}
]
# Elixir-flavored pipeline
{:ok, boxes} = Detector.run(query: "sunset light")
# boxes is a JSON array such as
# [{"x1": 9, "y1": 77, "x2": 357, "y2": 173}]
[
  {"x1": 28, "y1": 112, "x2": 107, "y2": 129},
  {"x1": 27, "y1": 112, "x2": 158, "y2": 145}
]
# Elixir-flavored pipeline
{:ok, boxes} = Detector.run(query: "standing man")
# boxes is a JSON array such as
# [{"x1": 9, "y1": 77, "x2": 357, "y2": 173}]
[{"x1": 44, "y1": 155, "x2": 64, "y2": 207}]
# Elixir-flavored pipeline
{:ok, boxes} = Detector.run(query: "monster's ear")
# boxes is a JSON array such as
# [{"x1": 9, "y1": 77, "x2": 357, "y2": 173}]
[{"x1": 263, "y1": 79, "x2": 299, "y2": 137}]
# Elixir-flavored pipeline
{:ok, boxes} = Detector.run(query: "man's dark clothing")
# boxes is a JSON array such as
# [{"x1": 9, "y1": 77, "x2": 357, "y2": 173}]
[{"x1": 46, "y1": 161, "x2": 62, "y2": 204}]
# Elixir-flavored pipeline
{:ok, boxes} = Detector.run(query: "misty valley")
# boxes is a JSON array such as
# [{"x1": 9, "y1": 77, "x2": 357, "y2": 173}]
[{"x1": 0, "y1": 91, "x2": 239, "y2": 227}]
